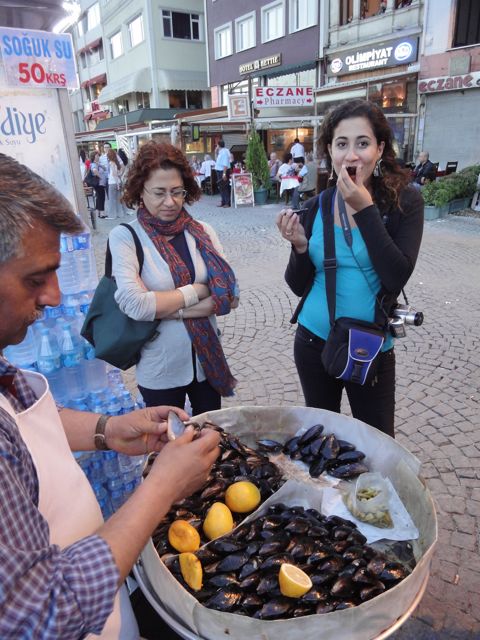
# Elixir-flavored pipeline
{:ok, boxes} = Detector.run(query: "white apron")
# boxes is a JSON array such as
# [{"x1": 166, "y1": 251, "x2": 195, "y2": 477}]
[{"x1": 0, "y1": 371, "x2": 138, "y2": 639}]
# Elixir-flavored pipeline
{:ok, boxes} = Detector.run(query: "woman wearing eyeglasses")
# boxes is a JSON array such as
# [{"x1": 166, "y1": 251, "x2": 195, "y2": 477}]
[{"x1": 109, "y1": 142, "x2": 238, "y2": 415}]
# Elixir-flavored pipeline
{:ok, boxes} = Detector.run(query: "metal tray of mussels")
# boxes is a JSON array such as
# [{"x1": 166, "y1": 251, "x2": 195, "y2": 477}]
[{"x1": 135, "y1": 406, "x2": 437, "y2": 640}]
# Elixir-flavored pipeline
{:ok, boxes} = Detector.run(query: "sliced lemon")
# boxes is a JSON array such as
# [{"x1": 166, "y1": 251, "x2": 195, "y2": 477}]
[
  {"x1": 179, "y1": 552, "x2": 203, "y2": 591},
  {"x1": 279, "y1": 563, "x2": 313, "y2": 598},
  {"x1": 225, "y1": 481, "x2": 261, "y2": 513}
]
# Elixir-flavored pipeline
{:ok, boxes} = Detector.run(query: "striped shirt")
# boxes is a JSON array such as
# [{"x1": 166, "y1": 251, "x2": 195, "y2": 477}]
[{"x1": 0, "y1": 356, "x2": 118, "y2": 639}]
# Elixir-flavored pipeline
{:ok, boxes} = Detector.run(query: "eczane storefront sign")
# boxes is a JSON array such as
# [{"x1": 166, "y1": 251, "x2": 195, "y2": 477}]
[
  {"x1": 329, "y1": 37, "x2": 418, "y2": 76},
  {"x1": 418, "y1": 71, "x2": 480, "y2": 94},
  {"x1": 253, "y1": 86, "x2": 314, "y2": 107}
]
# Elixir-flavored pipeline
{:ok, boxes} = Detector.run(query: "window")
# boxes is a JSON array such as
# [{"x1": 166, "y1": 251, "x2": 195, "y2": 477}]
[
  {"x1": 235, "y1": 12, "x2": 255, "y2": 52},
  {"x1": 128, "y1": 15, "x2": 144, "y2": 47},
  {"x1": 80, "y1": 52, "x2": 87, "y2": 69},
  {"x1": 340, "y1": 0, "x2": 353, "y2": 25},
  {"x1": 110, "y1": 31, "x2": 123, "y2": 59},
  {"x1": 214, "y1": 23, "x2": 232, "y2": 59},
  {"x1": 289, "y1": 0, "x2": 318, "y2": 32},
  {"x1": 87, "y1": 3, "x2": 100, "y2": 31},
  {"x1": 168, "y1": 90, "x2": 203, "y2": 110},
  {"x1": 162, "y1": 10, "x2": 201, "y2": 40},
  {"x1": 262, "y1": 1, "x2": 285, "y2": 43},
  {"x1": 453, "y1": 0, "x2": 480, "y2": 47},
  {"x1": 77, "y1": 15, "x2": 87, "y2": 36}
]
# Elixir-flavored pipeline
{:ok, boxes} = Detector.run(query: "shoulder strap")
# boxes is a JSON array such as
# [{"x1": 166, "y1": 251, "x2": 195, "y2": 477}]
[
  {"x1": 321, "y1": 190, "x2": 337, "y2": 328},
  {"x1": 105, "y1": 223, "x2": 144, "y2": 278}
]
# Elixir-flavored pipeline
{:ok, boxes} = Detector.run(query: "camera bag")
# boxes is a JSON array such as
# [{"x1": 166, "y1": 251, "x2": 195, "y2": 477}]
[{"x1": 321, "y1": 192, "x2": 385, "y2": 385}]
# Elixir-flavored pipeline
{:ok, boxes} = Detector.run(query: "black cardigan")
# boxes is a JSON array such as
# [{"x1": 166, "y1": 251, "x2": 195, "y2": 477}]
[{"x1": 285, "y1": 185, "x2": 424, "y2": 325}]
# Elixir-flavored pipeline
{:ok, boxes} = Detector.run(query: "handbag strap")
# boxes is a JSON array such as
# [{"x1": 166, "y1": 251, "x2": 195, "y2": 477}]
[
  {"x1": 321, "y1": 191, "x2": 337, "y2": 328},
  {"x1": 105, "y1": 223, "x2": 144, "y2": 278}
]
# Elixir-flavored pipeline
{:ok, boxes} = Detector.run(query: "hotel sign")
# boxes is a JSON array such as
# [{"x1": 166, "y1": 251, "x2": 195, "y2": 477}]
[
  {"x1": 329, "y1": 37, "x2": 418, "y2": 76},
  {"x1": 418, "y1": 71, "x2": 480, "y2": 94},
  {"x1": 239, "y1": 53, "x2": 281, "y2": 75}
]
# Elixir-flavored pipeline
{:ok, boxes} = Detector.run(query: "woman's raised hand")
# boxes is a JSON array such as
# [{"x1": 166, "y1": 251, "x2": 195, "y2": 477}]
[
  {"x1": 276, "y1": 208, "x2": 308, "y2": 253},
  {"x1": 336, "y1": 165, "x2": 374, "y2": 213}
]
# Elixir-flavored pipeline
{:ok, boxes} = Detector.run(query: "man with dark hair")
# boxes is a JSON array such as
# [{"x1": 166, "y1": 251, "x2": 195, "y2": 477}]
[
  {"x1": 0, "y1": 153, "x2": 220, "y2": 639},
  {"x1": 214, "y1": 139, "x2": 232, "y2": 207},
  {"x1": 412, "y1": 151, "x2": 437, "y2": 188}
]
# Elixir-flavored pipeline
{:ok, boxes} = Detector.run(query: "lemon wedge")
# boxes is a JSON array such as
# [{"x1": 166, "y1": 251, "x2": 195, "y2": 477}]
[
  {"x1": 179, "y1": 552, "x2": 203, "y2": 591},
  {"x1": 279, "y1": 563, "x2": 313, "y2": 598}
]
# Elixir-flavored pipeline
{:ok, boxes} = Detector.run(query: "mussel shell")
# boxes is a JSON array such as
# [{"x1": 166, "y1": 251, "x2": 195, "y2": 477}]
[
  {"x1": 360, "y1": 581, "x2": 386, "y2": 601},
  {"x1": 379, "y1": 562, "x2": 409, "y2": 582},
  {"x1": 256, "y1": 439, "x2": 283, "y2": 452},
  {"x1": 336, "y1": 439, "x2": 357, "y2": 453},
  {"x1": 256, "y1": 574, "x2": 281, "y2": 596},
  {"x1": 239, "y1": 572, "x2": 261, "y2": 591},
  {"x1": 343, "y1": 546, "x2": 365, "y2": 562},
  {"x1": 319, "y1": 555, "x2": 345, "y2": 573},
  {"x1": 209, "y1": 539, "x2": 244, "y2": 556},
  {"x1": 284, "y1": 517, "x2": 310, "y2": 534},
  {"x1": 216, "y1": 552, "x2": 249, "y2": 573},
  {"x1": 282, "y1": 436, "x2": 300, "y2": 455},
  {"x1": 262, "y1": 514, "x2": 284, "y2": 530},
  {"x1": 238, "y1": 557, "x2": 259, "y2": 580},
  {"x1": 366, "y1": 556, "x2": 387, "y2": 576},
  {"x1": 208, "y1": 573, "x2": 239, "y2": 588},
  {"x1": 241, "y1": 594, "x2": 263, "y2": 611},
  {"x1": 301, "y1": 587, "x2": 329, "y2": 603},
  {"x1": 328, "y1": 461, "x2": 369, "y2": 478},
  {"x1": 320, "y1": 433, "x2": 340, "y2": 459},
  {"x1": 330, "y1": 576, "x2": 355, "y2": 598},
  {"x1": 309, "y1": 457, "x2": 328, "y2": 478},
  {"x1": 316, "y1": 602, "x2": 335, "y2": 614},
  {"x1": 257, "y1": 597, "x2": 292, "y2": 619},
  {"x1": 260, "y1": 552, "x2": 295, "y2": 572},
  {"x1": 337, "y1": 450, "x2": 366, "y2": 463},
  {"x1": 206, "y1": 587, "x2": 242, "y2": 612},
  {"x1": 298, "y1": 424, "x2": 325, "y2": 445}
]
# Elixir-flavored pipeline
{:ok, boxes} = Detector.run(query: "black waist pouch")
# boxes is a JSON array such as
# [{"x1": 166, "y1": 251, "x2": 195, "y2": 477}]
[{"x1": 321, "y1": 317, "x2": 385, "y2": 385}]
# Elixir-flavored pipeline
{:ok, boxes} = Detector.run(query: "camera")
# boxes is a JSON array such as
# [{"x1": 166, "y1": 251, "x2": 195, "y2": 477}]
[{"x1": 388, "y1": 304, "x2": 424, "y2": 338}]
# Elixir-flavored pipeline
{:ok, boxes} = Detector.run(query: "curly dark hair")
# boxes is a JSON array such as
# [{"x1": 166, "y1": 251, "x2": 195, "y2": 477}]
[
  {"x1": 318, "y1": 99, "x2": 411, "y2": 211},
  {"x1": 123, "y1": 141, "x2": 202, "y2": 209}
]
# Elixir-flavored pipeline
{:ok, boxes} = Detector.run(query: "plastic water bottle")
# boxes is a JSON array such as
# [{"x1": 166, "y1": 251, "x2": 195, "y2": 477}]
[
  {"x1": 120, "y1": 390, "x2": 135, "y2": 415},
  {"x1": 135, "y1": 393, "x2": 146, "y2": 410},
  {"x1": 92, "y1": 483, "x2": 113, "y2": 519},
  {"x1": 69, "y1": 396, "x2": 89, "y2": 411},
  {"x1": 43, "y1": 304, "x2": 64, "y2": 329},
  {"x1": 89, "y1": 456, "x2": 104, "y2": 484},
  {"x1": 102, "y1": 450, "x2": 120, "y2": 479},
  {"x1": 79, "y1": 290, "x2": 94, "y2": 315},
  {"x1": 4, "y1": 326, "x2": 38, "y2": 371},
  {"x1": 82, "y1": 341, "x2": 108, "y2": 393},
  {"x1": 58, "y1": 234, "x2": 81, "y2": 295},
  {"x1": 60, "y1": 324, "x2": 85, "y2": 400},
  {"x1": 106, "y1": 397, "x2": 122, "y2": 417},
  {"x1": 110, "y1": 488, "x2": 125, "y2": 512},
  {"x1": 36, "y1": 328, "x2": 67, "y2": 403},
  {"x1": 117, "y1": 453, "x2": 136, "y2": 474},
  {"x1": 123, "y1": 480, "x2": 136, "y2": 501},
  {"x1": 73, "y1": 232, "x2": 98, "y2": 292},
  {"x1": 107, "y1": 367, "x2": 123, "y2": 387}
]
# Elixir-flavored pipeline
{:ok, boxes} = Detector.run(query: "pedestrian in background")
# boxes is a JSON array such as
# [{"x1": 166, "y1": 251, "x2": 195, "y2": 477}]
[
  {"x1": 109, "y1": 141, "x2": 239, "y2": 415},
  {"x1": 291, "y1": 152, "x2": 318, "y2": 209},
  {"x1": 412, "y1": 151, "x2": 437, "y2": 189},
  {"x1": 277, "y1": 99, "x2": 424, "y2": 437},
  {"x1": 215, "y1": 139, "x2": 232, "y2": 208},
  {"x1": 89, "y1": 150, "x2": 107, "y2": 218},
  {"x1": 291, "y1": 137, "x2": 305, "y2": 164},
  {"x1": 106, "y1": 149, "x2": 124, "y2": 219}
]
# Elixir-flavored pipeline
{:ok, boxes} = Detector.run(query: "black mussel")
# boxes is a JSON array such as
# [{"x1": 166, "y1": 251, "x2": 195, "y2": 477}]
[
  {"x1": 391, "y1": 541, "x2": 416, "y2": 570},
  {"x1": 309, "y1": 525, "x2": 330, "y2": 538},
  {"x1": 162, "y1": 555, "x2": 180, "y2": 574},
  {"x1": 285, "y1": 517, "x2": 310, "y2": 535},
  {"x1": 256, "y1": 439, "x2": 283, "y2": 453},
  {"x1": 230, "y1": 523, "x2": 250, "y2": 541},
  {"x1": 336, "y1": 439, "x2": 357, "y2": 453},
  {"x1": 200, "y1": 482, "x2": 226, "y2": 502},
  {"x1": 301, "y1": 587, "x2": 329, "y2": 603},
  {"x1": 292, "y1": 604, "x2": 315, "y2": 617},
  {"x1": 298, "y1": 424, "x2": 325, "y2": 446},
  {"x1": 346, "y1": 530, "x2": 367, "y2": 546},
  {"x1": 330, "y1": 576, "x2": 355, "y2": 598},
  {"x1": 194, "y1": 587, "x2": 216, "y2": 603},
  {"x1": 338, "y1": 563, "x2": 360, "y2": 578},
  {"x1": 283, "y1": 436, "x2": 300, "y2": 455},
  {"x1": 209, "y1": 539, "x2": 244, "y2": 556},
  {"x1": 238, "y1": 557, "x2": 259, "y2": 580},
  {"x1": 239, "y1": 572, "x2": 261, "y2": 591},
  {"x1": 352, "y1": 567, "x2": 378, "y2": 585},
  {"x1": 332, "y1": 525, "x2": 355, "y2": 541},
  {"x1": 343, "y1": 546, "x2": 364, "y2": 562},
  {"x1": 309, "y1": 457, "x2": 328, "y2": 478},
  {"x1": 332, "y1": 540, "x2": 350, "y2": 554},
  {"x1": 245, "y1": 521, "x2": 262, "y2": 542},
  {"x1": 366, "y1": 556, "x2": 386, "y2": 576},
  {"x1": 337, "y1": 450, "x2": 366, "y2": 463},
  {"x1": 379, "y1": 562, "x2": 409, "y2": 582},
  {"x1": 335, "y1": 600, "x2": 357, "y2": 610},
  {"x1": 218, "y1": 462, "x2": 236, "y2": 477},
  {"x1": 203, "y1": 560, "x2": 221, "y2": 575},
  {"x1": 260, "y1": 529, "x2": 276, "y2": 540},
  {"x1": 256, "y1": 574, "x2": 280, "y2": 596},
  {"x1": 245, "y1": 542, "x2": 261, "y2": 557},
  {"x1": 311, "y1": 572, "x2": 336, "y2": 587},
  {"x1": 300, "y1": 444, "x2": 312, "y2": 458},
  {"x1": 268, "y1": 503, "x2": 288, "y2": 515},
  {"x1": 290, "y1": 538, "x2": 316, "y2": 560},
  {"x1": 226, "y1": 436, "x2": 247, "y2": 455},
  {"x1": 360, "y1": 581, "x2": 386, "y2": 601},
  {"x1": 257, "y1": 597, "x2": 292, "y2": 620},
  {"x1": 305, "y1": 507, "x2": 322, "y2": 521},
  {"x1": 291, "y1": 449, "x2": 303, "y2": 460},
  {"x1": 217, "y1": 552, "x2": 249, "y2": 573},
  {"x1": 241, "y1": 594, "x2": 263, "y2": 612},
  {"x1": 262, "y1": 514, "x2": 284, "y2": 530},
  {"x1": 328, "y1": 462, "x2": 369, "y2": 478},
  {"x1": 320, "y1": 555, "x2": 345, "y2": 573},
  {"x1": 261, "y1": 553, "x2": 294, "y2": 572},
  {"x1": 316, "y1": 602, "x2": 335, "y2": 614},
  {"x1": 310, "y1": 436, "x2": 327, "y2": 457},
  {"x1": 320, "y1": 434, "x2": 340, "y2": 460},
  {"x1": 206, "y1": 587, "x2": 242, "y2": 612},
  {"x1": 258, "y1": 538, "x2": 289, "y2": 556},
  {"x1": 195, "y1": 548, "x2": 219, "y2": 564},
  {"x1": 362, "y1": 545, "x2": 378, "y2": 561},
  {"x1": 209, "y1": 573, "x2": 239, "y2": 588},
  {"x1": 307, "y1": 548, "x2": 333, "y2": 565}
]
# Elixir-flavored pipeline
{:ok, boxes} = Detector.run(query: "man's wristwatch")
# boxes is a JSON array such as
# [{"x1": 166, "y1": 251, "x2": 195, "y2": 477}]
[{"x1": 94, "y1": 414, "x2": 112, "y2": 451}]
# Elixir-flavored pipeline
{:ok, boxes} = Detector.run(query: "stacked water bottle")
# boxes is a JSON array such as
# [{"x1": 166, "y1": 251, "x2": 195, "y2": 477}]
[{"x1": 4, "y1": 230, "x2": 146, "y2": 518}]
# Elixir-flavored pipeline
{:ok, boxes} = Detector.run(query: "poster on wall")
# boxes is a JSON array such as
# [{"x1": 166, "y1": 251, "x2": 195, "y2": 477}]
[
  {"x1": 0, "y1": 85, "x2": 76, "y2": 204},
  {"x1": 232, "y1": 173, "x2": 254, "y2": 207}
]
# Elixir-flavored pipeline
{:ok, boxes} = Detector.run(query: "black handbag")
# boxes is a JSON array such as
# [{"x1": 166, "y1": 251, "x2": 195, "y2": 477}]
[
  {"x1": 81, "y1": 224, "x2": 160, "y2": 370},
  {"x1": 320, "y1": 192, "x2": 385, "y2": 385},
  {"x1": 84, "y1": 169, "x2": 100, "y2": 188}
]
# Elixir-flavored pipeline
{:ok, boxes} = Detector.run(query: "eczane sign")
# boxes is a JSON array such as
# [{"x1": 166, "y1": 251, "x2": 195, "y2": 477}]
[
  {"x1": 254, "y1": 86, "x2": 314, "y2": 108},
  {"x1": 418, "y1": 71, "x2": 480, "y2": 94}
]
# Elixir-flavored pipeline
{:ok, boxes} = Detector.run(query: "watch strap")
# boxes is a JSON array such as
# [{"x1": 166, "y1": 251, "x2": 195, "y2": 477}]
[{"x1": 94, "y1": 414, "x2": 112, "y2": 451}]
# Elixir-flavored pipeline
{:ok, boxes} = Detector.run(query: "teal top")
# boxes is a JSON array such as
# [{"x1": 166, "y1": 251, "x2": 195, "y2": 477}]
[{"x1": 298, "y1": 202, "x2": 393, "y2": 351}]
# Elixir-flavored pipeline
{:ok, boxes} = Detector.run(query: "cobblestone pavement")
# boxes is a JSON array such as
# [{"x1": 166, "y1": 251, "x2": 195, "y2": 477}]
[{"x1": 91, "y1": 195, "x2": 480, "y2": 639}]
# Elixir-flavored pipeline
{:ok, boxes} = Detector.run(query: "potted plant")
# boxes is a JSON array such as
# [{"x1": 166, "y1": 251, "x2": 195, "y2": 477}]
[
  {"x1": 245, "y1": 128, "x2": 271, "y2": 205},
  {"x1": 422, "y1": 164, "x2": 480, "y2": 220}
]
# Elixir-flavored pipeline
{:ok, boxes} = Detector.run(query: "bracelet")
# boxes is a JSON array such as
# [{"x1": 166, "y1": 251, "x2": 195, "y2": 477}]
[
  {"x1": 178, "y1": 284, "x2": 199, "y2": 308},
  {"x1": 178, "y1": 308, "x2": 184, "y2": 320},
  {"x1": 94, "y1": 414, "x2": 112, "y2": 451}
]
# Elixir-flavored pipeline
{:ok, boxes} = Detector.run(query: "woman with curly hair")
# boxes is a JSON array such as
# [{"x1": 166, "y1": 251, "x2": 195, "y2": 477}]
[
  {"x1": 276, "y1": 99, "x2": 424, "y2": 437},
  {"x1": 109, "y1": 141, "x2": 238, "y2": 414}
]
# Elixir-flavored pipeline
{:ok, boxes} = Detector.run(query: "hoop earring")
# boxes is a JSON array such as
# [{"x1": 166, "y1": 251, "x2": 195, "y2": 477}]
[{"x1": 373, "y1": 158, "x2": 383, "y2": 178}]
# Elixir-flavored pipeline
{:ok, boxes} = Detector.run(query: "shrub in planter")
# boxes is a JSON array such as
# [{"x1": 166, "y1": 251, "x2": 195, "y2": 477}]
[
  {"x1": 245, "y1": 129, "x2": 271, "y2": 192},
  {"x1": 422, "y1": 164, "x2": 480, "y2": 208}
]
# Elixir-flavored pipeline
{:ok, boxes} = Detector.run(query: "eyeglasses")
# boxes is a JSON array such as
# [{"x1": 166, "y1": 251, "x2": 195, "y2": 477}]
[{"x1": 143, "y1": 186, "x2": 187, "y2": 202}]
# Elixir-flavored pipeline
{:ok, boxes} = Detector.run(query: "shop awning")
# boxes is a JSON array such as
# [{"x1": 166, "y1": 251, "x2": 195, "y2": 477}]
[
  {"x1": 80, "y1": 73, "x2": 107, "y2": 89},
  {"x1": 78, "y1": 38, "x2": 102, "y2": 55},
  {"x1": 156, "y1": 69, "x2": 208, "y2": 91},
  {"x1": 97, "y1": 68, "x2": 152, "y2": 103}
]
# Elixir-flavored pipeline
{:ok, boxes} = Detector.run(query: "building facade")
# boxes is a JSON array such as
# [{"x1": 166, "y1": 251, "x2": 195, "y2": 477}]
[
  {"x1": 417, "y1": 0, "x2": 480, "y2": 169},
  {"x1": 69, "y1": 0, "x2": 211, "y2": 147}
]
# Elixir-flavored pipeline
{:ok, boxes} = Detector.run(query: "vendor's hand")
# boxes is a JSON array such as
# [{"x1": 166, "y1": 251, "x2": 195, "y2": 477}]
[
  {"x1": 149, "y1": 427, "x2": 221, "y2": 503},
  {"x1": 106, "y1": 406, "x2": 189, "y2": 456},
  {"x1": 336, "y1": 165, "x2": 374, "y2": 213},
  {"x1": 276, "y1": 208, "x2": 308, "y2": 253}
]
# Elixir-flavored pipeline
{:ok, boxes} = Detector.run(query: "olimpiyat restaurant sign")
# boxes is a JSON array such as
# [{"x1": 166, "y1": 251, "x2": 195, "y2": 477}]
[
  {"x1": 329, "y1": 36, "x2": 418, "y2": 76},
  {"x1": 0, "y1": 26, "x2": 77, "y2": 89},
  {"x1": 254, "y1": 86, "x2": 314, "y2": 107},
  {"x1": 239, "y1": 53, "x2": 281, "y2": 75},
  {"x1": 418, "y1": 71, "x2": 480, "y2": 94}
]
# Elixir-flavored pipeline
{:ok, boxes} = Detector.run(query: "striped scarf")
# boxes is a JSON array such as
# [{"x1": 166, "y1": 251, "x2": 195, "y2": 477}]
[{"x1": 137, "y1": 207, "x2": 237, "y2": 397}]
